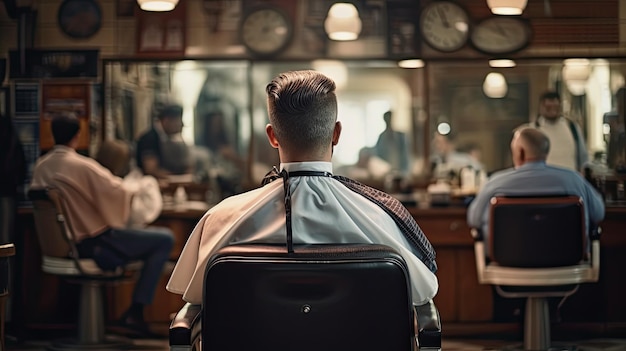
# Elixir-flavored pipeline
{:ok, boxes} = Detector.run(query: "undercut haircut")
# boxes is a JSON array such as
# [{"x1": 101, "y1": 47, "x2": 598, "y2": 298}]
[
  {"x1": 265, "y1": 70, "x2": 338, "y2": 155},
  {"x1": 51, "y1": 113, "x2": 80, "y2": 145}
]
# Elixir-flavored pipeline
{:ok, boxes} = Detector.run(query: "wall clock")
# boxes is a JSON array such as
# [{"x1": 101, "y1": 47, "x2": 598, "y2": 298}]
[
  {"x1": 470, "y1": 17, "x2": 532, "y2": 55},
  {"x1": 58, "y1": 0, "x2": 102, "y2": 39},
  {"x1": 239, "y1": 6, "x2": 293, "y2": 57},
  {"x1": 419, "y1": 1, "x2": 470, "y2": 52}
]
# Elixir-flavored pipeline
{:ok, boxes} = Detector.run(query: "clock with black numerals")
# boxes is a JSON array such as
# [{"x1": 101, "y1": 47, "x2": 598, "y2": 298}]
[{"x1": 239, "y1": 6, "x2": 293, "y2": 57}]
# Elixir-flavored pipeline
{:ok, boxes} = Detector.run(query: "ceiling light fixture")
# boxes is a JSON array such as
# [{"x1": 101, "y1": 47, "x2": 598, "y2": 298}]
[
  {"x1": 324, "y1": 3, "x2": 362, "y2": 41},
  {"x1": 483, "y1": 72, "x2": 508, "y2": 98},
  {"x1": 489, "y1": 59, "x2": 516, "y2": 68},
  {"x1": 562, "y1": 59, "x2": 591, "y2": 96},
  {"x1": 137, "y1": 0, "x2": 179, "y2": 11},
  {"x1": 486, "y1": 0, "x2": 528, "y2": 15},
  {"x1": 398, "y1": 59, "x2": 425, "y2": 69}
]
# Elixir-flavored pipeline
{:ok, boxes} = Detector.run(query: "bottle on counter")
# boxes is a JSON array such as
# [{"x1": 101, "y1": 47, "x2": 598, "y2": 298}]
[{"x1": 174, "y1": 185, "x2": 188, "y2": 208}]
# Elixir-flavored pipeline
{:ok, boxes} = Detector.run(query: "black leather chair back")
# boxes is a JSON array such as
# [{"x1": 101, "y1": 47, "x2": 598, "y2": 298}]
[
  {"x1": 489, "y1": 196, "x2": 585, "y2": 268},
  {"x1": 202, "y1": 243, "x2": 415, "y2": 351}
]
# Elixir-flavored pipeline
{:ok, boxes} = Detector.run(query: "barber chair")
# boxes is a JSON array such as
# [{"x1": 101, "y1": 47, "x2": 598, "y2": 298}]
[
  {"x1": 28, "y1": 188, "x2": 140, "y2": 350},
  {"x1": 169, "y1": 243, "x2": 442, "y2": 351},
  {"x1": 0, "y1": 243, "x2": 15, "y2": 351},
  {"x1": 471, "y1": 196, "x2": 601, "y2": 351}
]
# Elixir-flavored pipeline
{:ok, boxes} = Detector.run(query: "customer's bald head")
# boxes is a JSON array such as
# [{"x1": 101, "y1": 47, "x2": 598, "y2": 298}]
[{"x1": 511, "y1": 127, "x2": 550, "y2": 167}]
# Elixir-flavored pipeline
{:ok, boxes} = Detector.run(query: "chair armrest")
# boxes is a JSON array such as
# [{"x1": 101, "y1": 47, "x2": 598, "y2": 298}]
[
  {"x1": 169, "y1": 302, "x2": 202, "y2": 348},
  {"x1": 415, "y1": 300, "x2": 442, "y2": 348},
  {"x1": 470, "y1": 228, "x2": 483, "y2": 241},
  {"x1": 590, "y1": 225, "x2": 601, "y2": 241}
]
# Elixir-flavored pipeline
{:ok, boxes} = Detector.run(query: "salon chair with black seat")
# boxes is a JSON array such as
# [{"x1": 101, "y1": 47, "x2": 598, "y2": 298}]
[
  {"x1": 471, "y1": 195, "x2": 601, "y2": 351},
  {"x1": 169, "y1": 243, "x2": 442, "y2": 351},
  {"x1": 28, "y1": 188, "x2": 139, "y2": 350}
]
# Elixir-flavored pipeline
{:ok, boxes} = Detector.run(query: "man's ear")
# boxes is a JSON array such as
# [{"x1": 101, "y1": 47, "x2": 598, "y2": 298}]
[
  {"x1": 332, "y1": 121, "x2": 342, "y2": 146},
  {"x1": 266, "y1": 124, "x2": 279, "y2": 149}
]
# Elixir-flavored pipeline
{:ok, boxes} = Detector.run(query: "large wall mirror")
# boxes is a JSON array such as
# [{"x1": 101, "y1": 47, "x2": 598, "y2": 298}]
[
  {"x1": 103, "y1": 58, "x2": 626, "y2": 201},
  {"x1": 426, "y1": 58, "x2": 626, "y2": 177},
  {"x1": 103, "y1": 60, "x2": 426, "y2": 199}
]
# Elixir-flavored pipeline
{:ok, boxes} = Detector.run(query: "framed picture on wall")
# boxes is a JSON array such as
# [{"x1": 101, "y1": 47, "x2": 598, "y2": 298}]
[
  {"x1": 136, "y1": 1, "x2": 186, "y2": 56},
  {"x1": 386, "y1": 1, "x2": 421, "y2": 59}
]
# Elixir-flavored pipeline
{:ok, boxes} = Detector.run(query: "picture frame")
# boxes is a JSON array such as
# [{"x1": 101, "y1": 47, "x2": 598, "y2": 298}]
[
  {"x1": 386, "y1": 1, "x2": 421, "y2": 59},
  {"x1": 136, "y1": 1, "x2": 187, "y2": 56}
]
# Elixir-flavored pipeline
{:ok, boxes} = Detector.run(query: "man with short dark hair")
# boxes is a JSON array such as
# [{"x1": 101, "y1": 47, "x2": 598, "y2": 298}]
[
  {"x1": 136, "y1": 104, "x2": 193, "y2": 178},
  {"x1": 517, "y1": 91, "x2": 588, "y2": 171},
  {"x1": 30, "y1": 113, "x2": 174, "y2": 337},
  {"x1": 168, "y1": 70, "x2": 439, "y2": 307}
]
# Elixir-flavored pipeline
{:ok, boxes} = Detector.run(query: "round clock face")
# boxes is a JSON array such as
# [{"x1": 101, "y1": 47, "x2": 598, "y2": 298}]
[
  {"x1": 57, "y1": 0, "x2": 102, "y2": 39},
  {"x1": 240, "y1": 7, "x2": 293, "y2": 57},
  {"x1": 470, "y1": 17, "x2": 532, "y2": 55},
  {"x1": 419, "y1": 1, "x2": 470, "y2": 52}
]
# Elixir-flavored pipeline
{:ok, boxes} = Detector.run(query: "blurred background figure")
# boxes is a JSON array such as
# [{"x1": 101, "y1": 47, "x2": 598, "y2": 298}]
[
  {"x1": 97, "y1": 139, "x2": 163, "y2": 229},
  {"x1": 199, "y1": 111, "x2": 244, "y2": 198},
  {"x1": 430, "y1": 132, "x2": 475, "y2": 184},
  {"x1": 517, "y1": 91, "x2": 588, "y2": 172},
  {"x1": 374, "y1": 110, "x2": 410, "y2": 176},
  {"x1": 136, "y1": 104, "x2": 194, "y2": 179},
  {"x1": 605, "y1": 87, "x2": 626, "y2": 172}
]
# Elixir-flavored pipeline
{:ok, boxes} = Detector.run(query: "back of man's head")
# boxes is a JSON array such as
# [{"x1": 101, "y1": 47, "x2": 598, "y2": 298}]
[
  {"x1": 265, "y1": 70, "x2": 337, "y2": 156},
  {"x1": 516, "y1": 127, "x2": 550, "y2": 161},
  {"x1": 51, "y1": 113, "x2": 80, "y2": 145},
  {"x1": 158, "y1": 104, "x2": 183, "y2": 120}
]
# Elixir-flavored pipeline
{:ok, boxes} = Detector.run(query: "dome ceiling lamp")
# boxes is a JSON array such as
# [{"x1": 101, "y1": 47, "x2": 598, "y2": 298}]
[
  {"x1": 486, "y1": 0, "x2": 528, "y2": 15},
  {"x1": 324, "y1": 2, "x2": 362, "y2": 41},
  {"x1": 483, "y1": 72, "x2": 508, "y2": 98},
  {"x1": 137, "y1": 0, "x2": 179, "y2": 11},
  {"x1": 562, "y1": 58, "x2": 591, "y2": 96}
]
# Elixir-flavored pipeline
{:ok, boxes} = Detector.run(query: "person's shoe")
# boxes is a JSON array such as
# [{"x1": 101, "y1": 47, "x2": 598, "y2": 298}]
[{"x1": 113, "y1": 314, "x2": 162, "y2": 339}]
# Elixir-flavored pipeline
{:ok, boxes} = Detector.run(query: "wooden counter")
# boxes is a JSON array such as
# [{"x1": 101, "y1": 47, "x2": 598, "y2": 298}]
[{"x1": 11, "y1": 204, "x2": 626, "y2": 338}]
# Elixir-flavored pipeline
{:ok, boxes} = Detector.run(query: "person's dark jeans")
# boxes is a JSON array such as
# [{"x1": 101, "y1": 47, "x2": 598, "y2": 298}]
[{"x1": 77, "y1": 226, "x2": 174, "y2": 305}]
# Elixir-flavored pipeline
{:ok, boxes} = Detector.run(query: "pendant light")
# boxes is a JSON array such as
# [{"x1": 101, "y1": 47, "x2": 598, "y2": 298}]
[
  {"x1": 483, "y1": 72, "x2": 508, "y2": 98},
  {"x1": 324, "y1": 3, "x2": 362, "y2": 41},
  {"x1": 487, "y1": 0, "x2": 528, "y2": 15},
  {"x1": 137, "y1": 0, "x2": 179, "y2": 11}
]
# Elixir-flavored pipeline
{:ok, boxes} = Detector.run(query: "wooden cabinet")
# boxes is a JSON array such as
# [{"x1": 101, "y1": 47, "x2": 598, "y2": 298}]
[{"x1": 13, "y1": 206, "x2": 626, "y2": 337}]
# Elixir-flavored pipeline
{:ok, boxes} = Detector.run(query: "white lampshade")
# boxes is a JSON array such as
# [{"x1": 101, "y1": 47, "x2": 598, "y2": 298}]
[
  {"x1": 324, "y1": 3, "x2": 362, "y2": 41},
  {"x1": 137, "y1": 0, "x2": 179, "y2": 11},
  {"x1": 398, "y1": 59, "x2": 425, "y2": 69},
  {"x1": 489, "y1": 59, "x2": 516, "y2": 68},
  {"x1": 487, "y1": 0, "x2": 528, "y2": 15},
  {"x1": 483, "y1": 72, "x2": 508, "y2": 98},
  {"x1": 562, "y1": 59, "x2": 591, "y2": 95}
]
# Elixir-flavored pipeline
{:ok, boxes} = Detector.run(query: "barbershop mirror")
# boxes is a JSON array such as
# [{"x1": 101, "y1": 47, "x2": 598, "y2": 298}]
[
  {"x1": 102, "y1": 60, "x2": 426, "y2": 199},
  {"x1": 426, "y1": 58, "x2": 626, "y2": 177}
]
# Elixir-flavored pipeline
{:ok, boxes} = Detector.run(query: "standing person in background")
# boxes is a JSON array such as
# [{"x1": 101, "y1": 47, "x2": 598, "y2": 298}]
[
  {"x1": 518, "y1": 91, "x2": 588, "y2": 172},
  {"x1": 167, "y1": 70, "x2": 438, "y2": 309},
  {"x1": 30, "y1": 114, "x2": 174, "y2": 337},
  {"x1": 374, "y1": 110, "x2": 411, "y2": 176},
  {"x1": 136, "y1": 104, "x2": 193, "y2": 179}
]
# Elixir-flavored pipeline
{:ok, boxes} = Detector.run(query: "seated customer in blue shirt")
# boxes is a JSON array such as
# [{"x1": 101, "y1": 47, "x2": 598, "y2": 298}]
[{"x1": 467, "y1": 127, "x2": 605, "y2": 255}]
